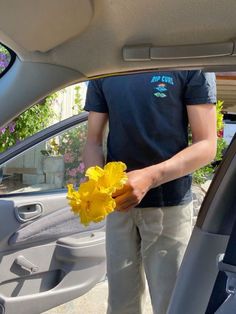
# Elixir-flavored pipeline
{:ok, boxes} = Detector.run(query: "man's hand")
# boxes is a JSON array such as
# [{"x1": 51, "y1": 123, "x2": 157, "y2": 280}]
[{"x1": 113, "y1": 168, "x2": 154, "y2": 211}]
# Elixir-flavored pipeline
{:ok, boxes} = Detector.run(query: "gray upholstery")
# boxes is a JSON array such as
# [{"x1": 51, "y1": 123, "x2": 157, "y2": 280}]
[{"x1": 8, "y1": 207, "x2": 105, "y2": 246}]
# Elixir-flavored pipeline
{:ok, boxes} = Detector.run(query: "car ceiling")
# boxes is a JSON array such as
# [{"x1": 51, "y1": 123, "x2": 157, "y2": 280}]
[{"x1": 1, "y1": 0, "x2": 236, "y2": 126}]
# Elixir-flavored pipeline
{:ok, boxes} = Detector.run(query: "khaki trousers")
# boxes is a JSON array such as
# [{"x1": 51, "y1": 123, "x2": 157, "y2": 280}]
[{"x1": 106, "y1": 202, "x2": 193, "y2": 314}]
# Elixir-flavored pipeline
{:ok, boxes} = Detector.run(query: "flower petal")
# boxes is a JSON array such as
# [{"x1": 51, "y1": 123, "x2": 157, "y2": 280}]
[
  {"x1": 101, "y1": 162, "x2": 128, "y2": 192},
  {"x1": 88, "y1": 191, "x2": 116, "y2": 223},
  {"x1": 79, "y1": 180, "x2": 97, "y2": 199},
  {"x1": 85, "y1": 166, "x2": 104, "y2": 181}
]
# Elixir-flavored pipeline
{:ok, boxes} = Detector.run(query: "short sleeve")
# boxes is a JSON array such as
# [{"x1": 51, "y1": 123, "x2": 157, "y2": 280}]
[
  {"x1": 184, "y1": 71, "x2": 217, "y2": 105},
  {"x1": 84, "y1": 79, "x2": 108, "y2": 113}
]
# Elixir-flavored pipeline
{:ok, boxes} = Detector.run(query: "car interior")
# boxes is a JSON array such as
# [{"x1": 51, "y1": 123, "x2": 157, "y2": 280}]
[{"x1": 1, "y1": 1, "x2": 236, "y2": 313}]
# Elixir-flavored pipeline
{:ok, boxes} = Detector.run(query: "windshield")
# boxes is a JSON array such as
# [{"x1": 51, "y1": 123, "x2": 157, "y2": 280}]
[{"x1": 0, "y1": 43, "x2": 12, "y2": 75}]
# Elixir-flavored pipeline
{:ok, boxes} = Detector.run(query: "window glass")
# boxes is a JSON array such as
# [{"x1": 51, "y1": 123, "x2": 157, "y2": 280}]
[
  {"x1": 0, "y1": 43, "x2": 12, "y2": 74},
  {"x1": 0, "y1": 121, "x2": 88, "y2": 195},
  {"x1": 1, "y1": 72, "x2": 236, "y2": 211},
  {"x1": 0, "y1": 82, "x2": 88, "y2": 153}
]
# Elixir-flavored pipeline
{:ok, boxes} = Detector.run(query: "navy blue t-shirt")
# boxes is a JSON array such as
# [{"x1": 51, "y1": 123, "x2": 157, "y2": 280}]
[{"x1": 84, "y1": 71, "x2": 216, "y2": 207}]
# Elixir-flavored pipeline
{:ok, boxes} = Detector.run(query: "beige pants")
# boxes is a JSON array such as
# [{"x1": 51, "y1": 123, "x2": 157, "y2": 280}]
[{"x1": 106, "y1": 202, "x2": 193, "y2": 314}]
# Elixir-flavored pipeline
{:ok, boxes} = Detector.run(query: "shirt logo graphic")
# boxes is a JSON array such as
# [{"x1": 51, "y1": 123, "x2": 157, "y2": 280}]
[
  {"x1": 151, "y1": 75, "x2": 174, "y2": 98},
  {"x1": 155, "y1": 83, "x2": 167, "y2": 92}
]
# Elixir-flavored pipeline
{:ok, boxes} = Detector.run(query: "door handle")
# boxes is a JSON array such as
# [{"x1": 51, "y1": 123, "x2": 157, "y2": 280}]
[
  {"x1": 15, "y1": 203, "x2": 43, "y2": 222},
  {"x1": 15, "y1": 255, "x2": 39, "y2": 273}
]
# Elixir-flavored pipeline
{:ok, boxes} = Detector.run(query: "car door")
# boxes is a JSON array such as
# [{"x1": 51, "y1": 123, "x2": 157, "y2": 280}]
[
  {"x1": 0, "y1": 113, "x2": 106, "y2": 314},
  {"x1": 167, "y1": 134, "x2": 236, "y2": 313}
]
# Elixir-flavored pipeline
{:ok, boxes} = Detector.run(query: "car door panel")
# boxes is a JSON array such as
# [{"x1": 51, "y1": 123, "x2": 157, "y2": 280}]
[
  {"x1": 0, "y1": 114, "x2": 107, "y2": 314},
  {"x1": 0, "y1": 192, "x2": 106, "y2": 314},
  {"x1": 8, "y1": 195, "x2": 104, "y2": 248}
]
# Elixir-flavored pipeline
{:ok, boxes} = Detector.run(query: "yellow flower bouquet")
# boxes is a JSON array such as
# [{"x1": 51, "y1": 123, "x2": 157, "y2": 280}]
[{"x1": 67, "y1": 162, "x2": 128, "y2": 226}]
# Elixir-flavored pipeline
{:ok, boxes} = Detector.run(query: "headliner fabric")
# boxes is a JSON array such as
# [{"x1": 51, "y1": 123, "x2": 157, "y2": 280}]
[{"x1": 0, "y1": 0, "x2": 93, "y2": 52}]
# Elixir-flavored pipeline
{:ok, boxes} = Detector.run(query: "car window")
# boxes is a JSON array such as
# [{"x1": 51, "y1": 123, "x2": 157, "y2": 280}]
[
  {"x1": 0, "y1": 121, "x2": 88, "y2": 194},
  {"x1": 0, "y1": 82, "x2": 88, "y2": 154},
  {"x1": 0, "y1": 43, "x2": 14, "y2": 76},
  {"x1": 0, "y1": 72, "x2": 235, "y2": 202}
]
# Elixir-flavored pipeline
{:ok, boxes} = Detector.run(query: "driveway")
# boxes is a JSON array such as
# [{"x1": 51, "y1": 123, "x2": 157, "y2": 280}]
[{"x1": 43, "y1": 280, "x2": 153, "y2": 314}]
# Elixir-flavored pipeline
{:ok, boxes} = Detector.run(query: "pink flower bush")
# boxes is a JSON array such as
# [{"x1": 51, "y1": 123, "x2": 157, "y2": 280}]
[
  {"x1": 0, "y1": 52, "x2": 10, "y2": 71},
  {"x1": 58, "y1": 123, "x2": 88, "y2": 186},
  {"x1": 66, "y1": 162, "x2": 85, "y2": 179},
  {"x1": 64, "y1": 152, "x2": 75, "y2": 163},
  {"x1": 77, "y1": 162, "x2": 85, "y2": 173},
  {"x1": 67, "y1": 168, "x2": 78, "y2": 178}
]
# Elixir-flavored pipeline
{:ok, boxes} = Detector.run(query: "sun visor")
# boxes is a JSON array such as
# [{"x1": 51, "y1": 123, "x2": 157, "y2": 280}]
[
  {"x1": 123, "y1": 41, "x2": 235, "y2": 61},
  {"x1": 0, "y1": 0, "x2": 93, "y2": 52}
]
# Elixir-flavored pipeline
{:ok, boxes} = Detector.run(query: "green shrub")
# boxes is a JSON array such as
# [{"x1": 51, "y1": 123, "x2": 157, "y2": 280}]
[
  {"x1": 193, "y1": 100, "x2": 227, "y2": 184},
  {"x1": 0, "y1": 95, "x2": 56, "y2": 153}
]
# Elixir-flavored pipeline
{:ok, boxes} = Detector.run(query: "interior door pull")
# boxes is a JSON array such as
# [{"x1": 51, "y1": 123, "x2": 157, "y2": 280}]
[
  {"x1": 15, "y1": 203, "x2": 43, "y2": 222},
  {"x1": 15, "y1": 255, "x2": 39, "y2": 273}
]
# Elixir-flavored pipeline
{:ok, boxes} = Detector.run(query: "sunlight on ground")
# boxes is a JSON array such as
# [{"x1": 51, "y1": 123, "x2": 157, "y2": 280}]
[{"x1": 43, "y1": 280, "x2": 153, "y2": 314}]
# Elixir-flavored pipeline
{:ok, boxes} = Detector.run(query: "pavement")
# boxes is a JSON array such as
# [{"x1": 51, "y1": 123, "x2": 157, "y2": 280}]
[{"x1": 43, "y1": 280, "x2": 153, "y2": 314}]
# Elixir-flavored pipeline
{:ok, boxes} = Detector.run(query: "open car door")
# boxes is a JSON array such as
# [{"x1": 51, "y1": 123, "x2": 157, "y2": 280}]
[
  {"x1": 168, "y1": 134, "x2": 236, "y2": 313},
  {"x1": 0, "y1": 113, "x2": 106, "y2": 314}
]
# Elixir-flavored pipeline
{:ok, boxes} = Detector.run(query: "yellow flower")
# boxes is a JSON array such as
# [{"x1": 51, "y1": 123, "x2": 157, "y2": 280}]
[
  {"x1": 68, "y1": 181, "x2": 116, "y2": 226},
  {"x1": 67, "y1": 161, "x2": 127, "y2": 226},
  {"x1": 85, "y1": 161, "x2": 128, "y2": 193},
  {"x1": 67, "y1": 184, "x2": 81, "y2": 213}
]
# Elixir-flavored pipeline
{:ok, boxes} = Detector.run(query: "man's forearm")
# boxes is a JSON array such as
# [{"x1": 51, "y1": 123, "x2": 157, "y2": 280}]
[
  {"x1": 146, "y1": 139, "x2": 217, "y2": 189},
  {"x1": 113, "y1": 139, "x2": 216, "y2": 211},
  {"x1": 83, "y1": 141, "x2": 105, "y2": 170}
]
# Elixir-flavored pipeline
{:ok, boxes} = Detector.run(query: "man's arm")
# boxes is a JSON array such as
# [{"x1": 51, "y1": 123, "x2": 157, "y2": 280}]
[
  {"x1": 83, "y1": 111, "x2": 108, "y2": 169},
  {"x1": 114, "y1": 104, "x2": 217, "y2": 211}
]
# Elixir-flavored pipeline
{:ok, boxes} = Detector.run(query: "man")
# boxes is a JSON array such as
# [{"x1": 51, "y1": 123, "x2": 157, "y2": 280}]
[{"x1": 83, "y1": 71, "x2": 217, "y2": 314}]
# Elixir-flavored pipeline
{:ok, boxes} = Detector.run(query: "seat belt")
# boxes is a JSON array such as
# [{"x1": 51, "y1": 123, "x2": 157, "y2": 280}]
[{"x1": 206, "y1": 216, "x2": 236, "y2": 313}]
